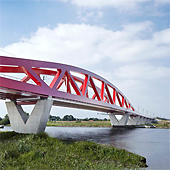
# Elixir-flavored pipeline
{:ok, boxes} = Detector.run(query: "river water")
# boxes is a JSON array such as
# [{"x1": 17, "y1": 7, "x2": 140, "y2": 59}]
[{"x1": 1, "y1": 126, "x2": 170, "y2": 170}]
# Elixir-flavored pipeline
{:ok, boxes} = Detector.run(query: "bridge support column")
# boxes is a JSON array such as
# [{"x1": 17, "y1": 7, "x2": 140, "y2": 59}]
[
  {"x1": 145, "y1": 118, "x2": 149, "y2": 124},
  {"x1": 5, "y1": 99, "x2": 53, "y2": 134},
  {"x1": 142, "y1": 117, "x2": 147, "y2": 124},
  {"x1": 136, "y1": 116, "x2": 149, "y2": 125},
  {"x1": 127, "y1": 115, "x2": 140, "y2": 125},
  {"x1": 145, "y1": 118, "x2": 152, "y2": 124},
  {"x1": 136, "y1": 116, "x2": 143, "y2": 125},
  {"x1": 109, "y1": 113, "x2": 129, "y2": 126}
]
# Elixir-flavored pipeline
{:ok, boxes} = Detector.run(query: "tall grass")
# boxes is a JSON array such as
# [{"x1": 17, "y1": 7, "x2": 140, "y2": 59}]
[
  {"x1": 47, "y1": 121, "x2": 112, "y2": 127},
  {"x1": 0, "y1": 131, "x2": 147, "y2": 169},
  {"x1": 152, "y1": 121, "x2": 170, "y2": 128}
]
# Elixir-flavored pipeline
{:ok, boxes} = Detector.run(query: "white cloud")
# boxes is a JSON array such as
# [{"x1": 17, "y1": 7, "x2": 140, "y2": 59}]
[
  {"x1": 60, "y1": 0, "x2": 147, "y2": 10},
  {"x1": 3, "y1": 21, "x2": 170, "y2": 66},
  {"x1": 114, "y1": 63, "x2": 170, "y2": 80},
  {"x1": 122, "y1": 21, "x2": 154, "y2": 36},
  {"x1": 1, "y1": 22, "x2": 169, "y2": 118},
  {"x1": 60, "y1": 0, "x2": 169, "y2": 11},
  {"x1": 153, "y1": 28, "x2": 170, "y2": 44},
  {"x1": 60, "y1": 0, "x2": 170, "y2": 18}
]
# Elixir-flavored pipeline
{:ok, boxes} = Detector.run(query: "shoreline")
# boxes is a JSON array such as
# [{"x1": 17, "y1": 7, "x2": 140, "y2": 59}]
[
  {"x1": 46, "y1": 125, "x2": 170, "y2": 129},
  {"x1": 2, "y1": 121, "x2": 170, "y2": 129},
  {"x1": 0, "y1": 131, "x2": 148, "y2": 169},
  {"x1": 46, "y1": 121, "x2": 170, "y2": 129}
]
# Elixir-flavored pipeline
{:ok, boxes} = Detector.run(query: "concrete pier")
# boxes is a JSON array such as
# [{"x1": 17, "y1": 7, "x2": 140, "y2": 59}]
[
  {"x1": 127, "y1": 115, "x2": 140, "y2": 125},
  {"x1": 109, "y1": 113, "x2": 129, "y2": 126},
  {"x1": 109, "y1": 113, "x2": 153, "y2": 127},
  {"x1": 6, "y1": 99, "x2": 53, "y2": 134}
]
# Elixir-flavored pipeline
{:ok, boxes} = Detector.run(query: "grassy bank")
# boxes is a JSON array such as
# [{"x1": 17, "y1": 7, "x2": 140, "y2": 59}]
[
  {"x1": 0, "y1": 131, "x2": 147, "y2": 170},
  {"x1": 152, "y1": 120, "x2": 170, "y2": 129},
  {"x1": 47, "y1": 121, "x2": 111, "y2": 127},
  {"x1": 47, "y1": 120, "x2": 170, "y2": 129}
]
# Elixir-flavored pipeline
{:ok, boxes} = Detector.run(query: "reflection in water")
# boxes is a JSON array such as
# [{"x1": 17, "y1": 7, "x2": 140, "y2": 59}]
[
  {"x1": 45, "y1": 126, "x2": 136, "y2": 150},
  {"x1": 108, "y1": 128, "x2": 136, "y2": 149},
  {"x1": 46, "y1": 127, "x2": 111, "y2": 142}
]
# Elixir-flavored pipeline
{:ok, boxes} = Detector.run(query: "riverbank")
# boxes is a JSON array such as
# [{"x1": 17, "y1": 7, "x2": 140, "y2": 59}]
[
  {"x1": 0, "y1": 131, "x2": 147, "y2": 170},
  {"x1": 47, "y1": 120, "x2": 170, "y2": 129},
  {"x1": 152, "y1": 120, "x2": 170, "y2": 129},
  {"x1": 47, "y1": 121, "x2": 112, "y2": 127}
]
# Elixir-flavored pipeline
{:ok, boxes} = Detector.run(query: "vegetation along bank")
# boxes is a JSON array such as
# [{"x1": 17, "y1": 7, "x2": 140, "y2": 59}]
[{"x1": 0, "y1": 131, "x2": 147, "y2": 170}]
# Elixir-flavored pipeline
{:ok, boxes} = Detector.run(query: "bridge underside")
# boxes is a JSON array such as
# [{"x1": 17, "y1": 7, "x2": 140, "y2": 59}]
[
  {"x1": 5, "y1": 98, "x2": 153, "y2": 134},
  {"x1": 1, "y1": 88, "x2": 154, "y2": 134},
  {"x1": 0, "y1": 87, "x2": 140, "y2": 115},
  {"x1": 0, "y1": 87, "x2": 130, "y2": 114}
]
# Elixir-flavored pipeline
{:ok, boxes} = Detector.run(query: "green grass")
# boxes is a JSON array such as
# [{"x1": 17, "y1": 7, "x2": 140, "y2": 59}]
[
  {"x1": 152, "y1": 120, "x2": 170, "y2": 129},
  {"x1": 47, "y1": 121, "x2": 112, "y2": 127},
  {"x1": 0, "y1": 131, "x2": 147, "y2": 170}
]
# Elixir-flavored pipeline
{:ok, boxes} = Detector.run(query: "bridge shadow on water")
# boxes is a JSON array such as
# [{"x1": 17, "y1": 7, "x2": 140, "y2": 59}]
[
  {"x1": 108, "y1": 127, "x2": 136, "y2": 149},
  {"x1": 46, "y1": 126, "x2": 137, "y2": 150},
  {"x1": 56, "y1": 127, "x2": 137, "y2": 149}
]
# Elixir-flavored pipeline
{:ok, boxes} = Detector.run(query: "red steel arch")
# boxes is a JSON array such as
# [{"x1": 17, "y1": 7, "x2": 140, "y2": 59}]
[{"x1": 0, "y1": 56, "x2": 136, "y2": 115}]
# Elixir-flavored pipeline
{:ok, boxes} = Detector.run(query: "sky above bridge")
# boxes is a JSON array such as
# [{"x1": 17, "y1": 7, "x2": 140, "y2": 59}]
[{"x1": 0, "y1": 0, "x2": 169, "y2": 119}]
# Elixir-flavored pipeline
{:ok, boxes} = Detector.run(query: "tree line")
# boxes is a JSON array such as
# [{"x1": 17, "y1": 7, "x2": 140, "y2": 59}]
[
  {"x1": 0, "y1": 114, "x2": 108, "y2": 125},
  {"x1": 49, "y1": 115, "x2": 108, "y2": 121}
]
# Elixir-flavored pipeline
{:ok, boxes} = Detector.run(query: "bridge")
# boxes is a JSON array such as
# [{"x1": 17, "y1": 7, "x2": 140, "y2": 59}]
[{"x1": 0, "y1": 56, "x2": 155, "y2": 134}]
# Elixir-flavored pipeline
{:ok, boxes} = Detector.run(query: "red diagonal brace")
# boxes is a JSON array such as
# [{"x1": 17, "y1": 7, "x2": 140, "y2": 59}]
[
  {"x1": 82, "y1": 75, "x2": 89, "y2": 96},
  {"x1": 116, "y1": 93, "x2": 123, "y2": 107},
  {"x1": 21, "y1": 75, "x2": 30, "y2": 83},
  {"x1": 101, "y1": 82, "x2": 105, "y2": 101},
  {"x1": 105, "y1": 84, "x2": 113, "y2": 104},
  {"x1": 89, "y1": 77, "x2": 101, "y2": 101},
  {"x1": 19, "y1": 66, "x2": 41, "y2": 86},
  {"x1": 65, "y1": 71, "x2": 82, "y2": 96}
]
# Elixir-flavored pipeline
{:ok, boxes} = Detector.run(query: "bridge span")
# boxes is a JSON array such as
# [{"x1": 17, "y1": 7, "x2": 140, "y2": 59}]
[{"x1": 0, "y1": 56, "x2": 155, "y2": 134}]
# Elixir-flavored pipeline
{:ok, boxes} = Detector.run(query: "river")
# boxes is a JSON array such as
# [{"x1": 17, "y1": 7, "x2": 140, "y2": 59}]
[{"x1": 1, "y1": 126, "x2": 170, "y2": 170}]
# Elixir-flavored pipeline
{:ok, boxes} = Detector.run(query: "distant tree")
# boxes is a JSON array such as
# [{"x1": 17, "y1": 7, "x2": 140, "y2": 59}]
[
  {"x1": 55, "y1": 116, "x2": 61, "y2": 121},
  {"x1": 0, "y1": 114, "x2": 10, "y2": 125},
  {"x1": 62, "y1": 115, "x2": 76, "y2": 121},
  {"x1": 49, "y1": 115, "x2": 53, "y2": 121},
  {"x1": 83, "y1": 118, "x2": 89, "y2": 121},
  {"x1": 5, "y1": 114, "x2": 9, "y2": 119},
  {"x1": 0, "y1": 117, "x2": 2, "y2": 121},
  {"x1": 89, "y1": 118, "x2": 94, "y2": 121},
  {"x1": 49, "y1": 115, "x2": 61, "y2": 121},
  {"x1": 103, "y1": 118, "x2": 107, "y2": 121},
  {"x1": 93, "y1": 118, "x2": 99, "y2": 121}
]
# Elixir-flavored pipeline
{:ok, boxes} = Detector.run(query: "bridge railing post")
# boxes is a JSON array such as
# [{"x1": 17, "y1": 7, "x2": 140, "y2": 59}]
[{"x1": 5, "y1": 99, "x2": 53, "y2": 134}]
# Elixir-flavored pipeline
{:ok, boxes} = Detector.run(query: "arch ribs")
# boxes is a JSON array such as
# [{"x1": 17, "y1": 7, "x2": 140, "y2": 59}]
[{"x1": 0, "y1": 56, "x2": 135, "y2": 113}]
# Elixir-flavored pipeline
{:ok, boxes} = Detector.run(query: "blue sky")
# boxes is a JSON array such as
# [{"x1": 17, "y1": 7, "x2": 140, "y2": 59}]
[{"x1": 0, "y1": 0, "x2": 169, "y2": 119}]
